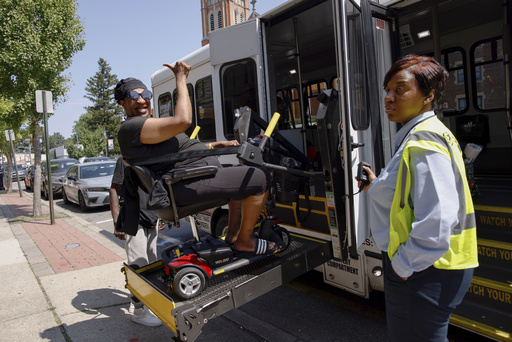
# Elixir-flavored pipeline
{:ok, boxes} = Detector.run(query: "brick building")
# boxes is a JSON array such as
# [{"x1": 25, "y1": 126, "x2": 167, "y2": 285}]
[{"x1": 200, "y1": 0, "x2": 255, "y2": 46}]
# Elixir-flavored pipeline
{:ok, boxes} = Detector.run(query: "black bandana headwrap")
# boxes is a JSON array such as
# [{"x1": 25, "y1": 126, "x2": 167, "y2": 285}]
[{"x1": 114, "y1": 77, "x2": 147, "y2": 103}]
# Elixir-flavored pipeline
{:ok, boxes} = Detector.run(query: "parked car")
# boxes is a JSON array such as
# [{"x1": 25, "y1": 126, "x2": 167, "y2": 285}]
[
  {"x1": 12, "y1": 164, "x2": 27, "y2": 181},
  {"x1": 42, "y1": 158, "x2": 79, "y2": 200},
  {"x1": 61, "y1": 161, "x2": 116, "y2": 211},
  {"x1": 82, "y1": 157, "x2": 112, "y2": 163},
  {"x1": 24, "y1": 164, "x2": 35, "y2": 191},
  {"x1": 1, "y1": 163, "x2": 26, "y2": 181}
]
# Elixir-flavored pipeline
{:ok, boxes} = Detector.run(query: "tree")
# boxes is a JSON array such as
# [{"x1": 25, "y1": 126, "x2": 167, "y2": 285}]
[
  {"x1": 63, "y1": 137, "x2": 76, "y2": 146},
  {"x1": 49, "y1": 132, "x2": 65, "y2": 149},
  {"x1": 65, "y1": 142, "x2": 83, "y2": 160},
  {"x1": 79, "y1": 58, "x2": 124, "y2": 156},
  {"x1": 15, "y1": 128, "x2": 34, "y2": 154},
  {"x1": 0, "y1": 97, "x2": 14, "y2": 192},
  {"x1": 0, "y1": 0, "x2": 85, "y2": 216},
  {"x1": 73, "y1": 122, "x2": 105, "y2": 157}
]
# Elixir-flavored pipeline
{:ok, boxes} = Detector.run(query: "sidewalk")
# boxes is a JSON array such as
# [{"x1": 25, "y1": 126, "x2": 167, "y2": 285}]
[{"x1": 0, "y1": 189, "x2": 178, "y2": 341}]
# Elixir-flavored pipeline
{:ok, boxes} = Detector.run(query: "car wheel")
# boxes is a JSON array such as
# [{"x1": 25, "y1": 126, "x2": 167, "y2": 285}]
[
  {"x1": 214, "y1": 213, "x2": 229, "y2": 237},
  {"x1": 62, "y1": 188, "x2": 70, "y2": 204},
  {"x1": 78, "y1": 192, "x2": 88, "y2": 211},
  {"x1": 172, "y1": 267, "x2": 206, "y2": 299}
]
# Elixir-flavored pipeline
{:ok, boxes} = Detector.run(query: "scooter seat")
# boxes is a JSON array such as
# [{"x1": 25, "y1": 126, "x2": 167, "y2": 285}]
[
  {"x1": 154, "y1": 198, "x2": 229, "y2": 222},
  {"x1": 130, "y1": 164, "x2": 230, "y2": 223}
]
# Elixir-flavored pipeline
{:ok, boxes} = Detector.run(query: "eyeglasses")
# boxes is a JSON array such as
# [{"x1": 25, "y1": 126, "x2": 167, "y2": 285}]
[{"x1": 126, "y1": 89, "x2": 152, "y2": 101}]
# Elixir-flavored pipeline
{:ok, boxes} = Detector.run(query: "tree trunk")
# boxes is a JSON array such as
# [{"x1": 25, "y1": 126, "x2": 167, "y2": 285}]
[{"x1": 4, "y1": 150, "x2": 13, "y2": 193}]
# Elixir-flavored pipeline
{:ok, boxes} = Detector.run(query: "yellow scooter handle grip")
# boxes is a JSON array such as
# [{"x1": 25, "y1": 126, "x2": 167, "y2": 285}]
[
  {"x1": 259, "y1": 112, "x2": 280, "y2": 150},
  {"x1": 190, "y1": 126, "x2": 201, "y2": 139},
  {"x1": 264, "y1": 112, "x2": 280, "y2": 137}
]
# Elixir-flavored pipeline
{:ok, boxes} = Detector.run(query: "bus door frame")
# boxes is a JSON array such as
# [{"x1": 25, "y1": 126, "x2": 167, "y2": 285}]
[
  {"x1": 334, "y1": 0, "x2": 384, "y2": 259},
  {"x1": 209, "y1": 18, "x2": 269, "y2": 139}
]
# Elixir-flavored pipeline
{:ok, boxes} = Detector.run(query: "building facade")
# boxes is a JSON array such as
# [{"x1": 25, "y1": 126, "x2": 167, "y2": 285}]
[{"x1": 200, "y1": 0, "x2": 252, "y2": 46}]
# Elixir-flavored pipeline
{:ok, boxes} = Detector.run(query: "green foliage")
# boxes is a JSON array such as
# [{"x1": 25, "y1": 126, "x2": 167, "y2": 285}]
[
  {"x1": 63, "y1": 136, "x2": 75, "y2": 146},
  {"x1": 0, "y1": 97, "x2": 13, "y2": 120},
  {"x1": 48, "y1": 132, "x2": 65, "y2": 149},
  {"x1": 73, "y1": 125, "x2": 106, "y2": 157},
  {"x1": 0, "y1": 97, "x2": 14, "y2": 158},
  {"x1": 0, "y1": 0, "x2": 85, "y2": 125},
  {"x1": 73, "y1": 58, "x2": 123, "y2": 155},
  {"x1": 64, "y1": 134, "x2": 83, "y2": 159},
  {"x1": 65, "y1": 142, "x2": 83, "y2": 160},
  {"x1": 0, "y1": 0, "x2": 85, "y2": 216}
]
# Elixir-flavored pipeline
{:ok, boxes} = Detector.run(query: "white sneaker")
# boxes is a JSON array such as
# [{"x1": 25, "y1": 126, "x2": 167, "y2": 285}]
[
  {"x1": 132, "y1": 307, "x2": 162, "y2": 327},
  {"x1": 128, "y1": 302, "x2": 135, "y2": 314}
]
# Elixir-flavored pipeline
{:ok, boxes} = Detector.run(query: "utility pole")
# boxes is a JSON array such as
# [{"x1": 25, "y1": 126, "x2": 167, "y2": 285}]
[
  {"x1": 104, "y1": 127, "x2": 108, "y2": 157},
  {"x1": 36, "y1": 90, "x2": 55, "y2": 225}
]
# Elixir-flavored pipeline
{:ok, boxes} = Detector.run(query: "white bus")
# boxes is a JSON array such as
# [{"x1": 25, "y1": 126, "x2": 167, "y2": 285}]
[{"x1": 125, "y1": 0, "x2": 511, "y2": 340}]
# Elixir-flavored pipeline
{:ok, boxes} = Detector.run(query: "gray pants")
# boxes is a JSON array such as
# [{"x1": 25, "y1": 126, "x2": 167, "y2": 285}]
[
  {"x1": 125, "y1": 224, "x2": 158, "y2": 267},
  {"x1": 126, "y1": 224, "x2": 158, "y2": 307}
]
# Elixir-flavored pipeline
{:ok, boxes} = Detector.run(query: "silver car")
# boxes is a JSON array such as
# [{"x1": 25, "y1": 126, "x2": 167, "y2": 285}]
[{"x1": 61, "y1": 161, "x2": 116, "y2": 211}]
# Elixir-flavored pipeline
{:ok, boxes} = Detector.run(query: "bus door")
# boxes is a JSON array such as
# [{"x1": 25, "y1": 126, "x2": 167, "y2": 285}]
[
  {"x1": 209, "y1": 19, "x2": 267, "y2": 142},
  {"x1": 260, "y1": 0, "x2": 341, "y2": 241},
  {"x1": 322, "y1": 0, "x2": 393, "y2": 297}
]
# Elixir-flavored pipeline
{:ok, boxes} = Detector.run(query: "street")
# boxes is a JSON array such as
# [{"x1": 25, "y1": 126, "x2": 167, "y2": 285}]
[{"x1": 17, "y1": 184, "x2": 491, "y2": 342}]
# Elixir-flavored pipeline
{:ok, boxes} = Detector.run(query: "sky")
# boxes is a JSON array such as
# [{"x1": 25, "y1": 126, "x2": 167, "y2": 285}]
[{"x1": 49, "y1": 0, "x2": 288, "y2": 139}]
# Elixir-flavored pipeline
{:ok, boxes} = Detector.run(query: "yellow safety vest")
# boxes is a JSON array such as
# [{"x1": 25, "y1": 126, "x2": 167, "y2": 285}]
[{"x1": 388, "y1": 116, "x2": 478, "y2": 270}]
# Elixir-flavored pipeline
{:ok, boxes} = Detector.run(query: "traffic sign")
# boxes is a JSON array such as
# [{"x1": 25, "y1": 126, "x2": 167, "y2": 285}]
[
  {"x1": 35, "y1": 90, "x2": 54, "y2": 113},
  {"x1": 4, "y1": 129, "x2": 14, "y2": 141}
]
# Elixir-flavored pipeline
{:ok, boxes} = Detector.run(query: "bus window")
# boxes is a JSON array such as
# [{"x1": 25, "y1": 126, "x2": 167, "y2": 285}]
[
  {"x1": 158, "y1": 92, "x2": 173, "y2": 118},
  {"x1": 220, "y1": 58, "x2": 259, "y2": 140},
  {"x1": 305, "y1": 81, "x2": 328, "y2": 126},
  {"x1": 346, "y1": 1, "x2": 369, "y2": 130},
  {"x1": 196, "y1": 76, "x2": 216, "y2": 142},
  {"x1": 173, "y1": 84, "x2": 196, "y2": 137},
  {"x1": 471, "y1": 37, "x2": 506, "y2": 112},
  {"x1": 436, "y1": 48, "x2": 469, "y2": 115},
  {"x1": 277, "y1": 87, "x2": 300, "y2": 129}
]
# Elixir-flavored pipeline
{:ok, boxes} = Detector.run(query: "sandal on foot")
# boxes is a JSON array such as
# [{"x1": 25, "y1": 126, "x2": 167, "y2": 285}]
[{"x1": 234, "y1": 238, "x2": 283, "y2": 258}]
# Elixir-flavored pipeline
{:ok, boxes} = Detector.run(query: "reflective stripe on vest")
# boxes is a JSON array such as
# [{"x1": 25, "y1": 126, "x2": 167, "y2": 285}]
[{"x1": 388, "y1": 117, "x2": 478, "y2": 270}]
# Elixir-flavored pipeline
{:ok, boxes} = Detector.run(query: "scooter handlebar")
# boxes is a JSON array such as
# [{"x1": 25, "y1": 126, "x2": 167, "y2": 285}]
[
  {"x1": 264, "y1": 112, "x2": 280, "y2": 138},
  {"x1": 259, "y1": 112, "x2": 280, "y2": 150},
  {"x1": 190, "y1": 126, "x2": 201, "y2": 139}
]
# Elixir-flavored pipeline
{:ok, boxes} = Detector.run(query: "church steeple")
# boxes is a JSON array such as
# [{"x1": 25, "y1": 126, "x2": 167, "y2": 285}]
[
  {"x1": 249, "y1": 0, "x2": 259, "y2": 20},
  {"x1": 200, "y1": 0, "x2": 251, "y2": 46}
]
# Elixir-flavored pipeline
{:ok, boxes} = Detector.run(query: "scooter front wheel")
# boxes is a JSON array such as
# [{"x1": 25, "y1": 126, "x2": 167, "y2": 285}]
[
  {"x1": 173, "y1": 267, "x2": 206, "y2": 299},
  {"x1": 273, "y1": 226, "x2": 291, "y2": 251}
]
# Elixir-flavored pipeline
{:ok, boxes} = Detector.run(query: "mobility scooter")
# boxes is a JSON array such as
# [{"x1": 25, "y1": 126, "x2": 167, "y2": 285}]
[{"x1": 127, "y1": 111, "x2": 291, "y2": 299}]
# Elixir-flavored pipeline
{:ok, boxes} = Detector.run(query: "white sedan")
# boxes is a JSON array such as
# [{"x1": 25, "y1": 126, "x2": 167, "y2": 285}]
[{"x1": 61, "y1": 161, "x2": 116, "y2": 211}]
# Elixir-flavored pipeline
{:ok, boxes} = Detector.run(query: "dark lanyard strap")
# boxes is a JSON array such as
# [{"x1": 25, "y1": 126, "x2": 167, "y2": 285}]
[{"x1": 394, "y1": 115, "x2": 436, "y2": 155}]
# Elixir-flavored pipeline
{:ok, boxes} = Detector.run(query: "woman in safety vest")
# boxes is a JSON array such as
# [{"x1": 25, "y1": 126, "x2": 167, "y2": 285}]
[{"x1": 360, "y1": 55, "x2": 478, "y2": 341}]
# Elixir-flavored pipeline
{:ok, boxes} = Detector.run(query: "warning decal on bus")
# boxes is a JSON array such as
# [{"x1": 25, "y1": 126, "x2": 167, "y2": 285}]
[
  {"x1": 474, "y1": 205, "x2": 512, "y2": 242},
  {"x1": 466, "y1": 277, "x2": 511, "y2": 309}
]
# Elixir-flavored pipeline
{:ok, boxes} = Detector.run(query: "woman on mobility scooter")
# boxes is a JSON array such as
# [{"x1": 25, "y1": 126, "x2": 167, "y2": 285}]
[{"x1": 115, "y1": 61, "x2": 283, "y2": 257}]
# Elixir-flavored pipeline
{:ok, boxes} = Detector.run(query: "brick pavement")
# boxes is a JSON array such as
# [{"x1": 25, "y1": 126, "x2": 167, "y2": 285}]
[{"x1": 1, "y1": 193, "x2": 122, "y2": 273}]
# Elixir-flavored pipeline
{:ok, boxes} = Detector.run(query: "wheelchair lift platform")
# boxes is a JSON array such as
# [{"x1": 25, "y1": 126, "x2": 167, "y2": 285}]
[{"x1": 123, "y1": 232, "x2": 333, "y2": 342}]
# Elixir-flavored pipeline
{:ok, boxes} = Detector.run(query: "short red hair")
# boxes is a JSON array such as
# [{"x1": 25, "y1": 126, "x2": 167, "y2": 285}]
[{"x1": 383, "y1": 54, "x2": 449, "y2": 107}]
